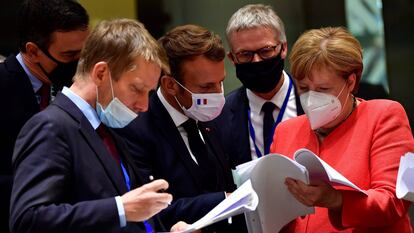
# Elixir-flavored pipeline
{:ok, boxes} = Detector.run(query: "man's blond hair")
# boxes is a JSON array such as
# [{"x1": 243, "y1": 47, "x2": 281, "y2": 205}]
[{"x1": 76, "y1": 18, "x2": 169, "y2": 80}]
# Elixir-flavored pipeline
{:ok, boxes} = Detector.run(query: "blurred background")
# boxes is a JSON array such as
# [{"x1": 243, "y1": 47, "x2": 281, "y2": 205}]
[{"x1": 1, "y1": 0, "x2": 413, "y2": 223}]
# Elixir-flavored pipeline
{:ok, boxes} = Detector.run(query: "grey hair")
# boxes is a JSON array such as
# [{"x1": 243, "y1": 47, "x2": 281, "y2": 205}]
[{"x1": 226, "y1": 4, "x2": 286, "y2": 46}]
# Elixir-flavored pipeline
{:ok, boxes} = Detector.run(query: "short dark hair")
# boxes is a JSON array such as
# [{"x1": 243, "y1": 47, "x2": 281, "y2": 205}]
[
  {"x1": 158, "y1": 24, "x2": 225, "y2": 81},
  {"x1": 18, "y1": 0, "x2": 89, "y2": 52}
]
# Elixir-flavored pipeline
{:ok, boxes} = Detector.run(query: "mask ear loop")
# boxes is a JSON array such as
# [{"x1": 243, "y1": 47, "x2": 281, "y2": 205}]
[
  {"x1": 108, "y1": 68, "x2": 115, "y2": 100},
  {"x1": 174, "y1": 79, "x2": 194, "y2": 95},
  {"x1": 336, "y1": 80, "x2": 350, "y2": 117},
  {"x1": 96, "y1": 64, "x2": 115, "y2": 109},
  {"x1": 173, "y1": 79, "x2": 194, "y2": 111}
]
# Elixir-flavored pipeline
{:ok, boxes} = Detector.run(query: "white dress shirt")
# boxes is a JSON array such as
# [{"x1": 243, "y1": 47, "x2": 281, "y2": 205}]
[{"x1": 246, "y1": 71, "x2": 298, "y2": 159}]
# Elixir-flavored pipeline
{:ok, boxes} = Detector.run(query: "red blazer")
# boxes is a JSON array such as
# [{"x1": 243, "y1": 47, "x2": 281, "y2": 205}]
[{"x1": 271, "y1": 99, "x2": 414, "y2": 233}]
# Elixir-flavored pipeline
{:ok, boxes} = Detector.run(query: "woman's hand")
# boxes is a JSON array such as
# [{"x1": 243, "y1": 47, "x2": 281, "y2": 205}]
[{"x1": 285, "y1": 177, "x2": 343, "y2": 210}]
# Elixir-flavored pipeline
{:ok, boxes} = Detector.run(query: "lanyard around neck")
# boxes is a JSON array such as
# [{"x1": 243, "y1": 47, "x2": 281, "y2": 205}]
[
  {"x1": 247, "y1": 77, "x2": 293, "y2": 158},
  {"x1": 121, "y1": 162, "x2": 154, "y2": 233}
]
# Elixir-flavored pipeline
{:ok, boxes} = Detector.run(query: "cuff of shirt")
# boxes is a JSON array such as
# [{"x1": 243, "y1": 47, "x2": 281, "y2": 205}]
[{"x1": 115, "y1": 196, "x2": 127, "y2": 227}]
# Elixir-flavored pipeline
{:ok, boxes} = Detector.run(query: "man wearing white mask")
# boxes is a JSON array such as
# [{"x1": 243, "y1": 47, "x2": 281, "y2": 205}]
[
  {"x1": 117, "y1": 24, "x2": 246, "y2": 232},
  {"x1": 10, "y1": 19, "x2": 173, "y2": 233}
]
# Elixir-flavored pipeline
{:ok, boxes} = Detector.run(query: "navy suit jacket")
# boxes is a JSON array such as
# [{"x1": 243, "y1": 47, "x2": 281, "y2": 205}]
[
  {"x1": 10, "y1": 93, "x2": 163, "y2": 233},
  {"x1": 0, "y1": 55, "x2": 40, "y2": 233},
  {"x1": 216, "y1": 77, "x2": 304, "y2": 168},
  {"x1": 116, "y1": 93, "x2": 246, "y2": 232}
]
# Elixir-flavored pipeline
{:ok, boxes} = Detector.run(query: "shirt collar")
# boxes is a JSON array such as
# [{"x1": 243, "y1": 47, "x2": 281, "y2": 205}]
[
  {"x1": 157, "y1": 88, "x2": 189, "y2": 127},
  {"x1": 246, "y1": 70, "x2": 289, "y2": 114},
  {"x1": 61, "y1": 87, "x2": 101, "y2": 130},
  {"x1": 16, "y1": 53, "x2": 43, "y2": 93}
]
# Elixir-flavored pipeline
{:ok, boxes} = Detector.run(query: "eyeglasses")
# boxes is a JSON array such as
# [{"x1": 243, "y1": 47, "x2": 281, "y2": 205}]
[{"x1": 233, "y1": 44, "x2": 281, "y2": 63}]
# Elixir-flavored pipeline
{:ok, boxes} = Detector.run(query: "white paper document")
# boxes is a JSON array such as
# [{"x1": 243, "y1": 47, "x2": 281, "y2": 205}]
[
  {"x1": 232, "y1": 148, "x2": 367, "y2": 233},
  {"x1": 294, "y1": 149, "x2": 367, "y2": 194},
  {"x1": 396, "y1": 152, "x2": 414, "y2": 202},
  {"x1": 164, "y1": 179, "x2": 259, "y2": 233}
]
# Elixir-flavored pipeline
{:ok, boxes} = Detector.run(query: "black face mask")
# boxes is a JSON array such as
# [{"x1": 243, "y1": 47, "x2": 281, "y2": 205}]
[
  {"x1": 37, "y1": 47, "x2": 78, "y2": 92},
  {"x1": 235, "y1": 54, "x2": 284, "y2": 93}
]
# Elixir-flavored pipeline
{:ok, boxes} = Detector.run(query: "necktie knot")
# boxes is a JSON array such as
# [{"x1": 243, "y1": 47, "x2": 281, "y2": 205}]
[
  {"x1": 37, "y1": 84, "x2": 51, "y2": 110},
  {"x1": 96, "y1": 124, "x2": 121, "y2": 164},
  {"x1": 182, "y1": 119, "x2": 199, "y2": 137},
  {"x1": 261, "y1": 102, "x2": 276, "y2": 114}
]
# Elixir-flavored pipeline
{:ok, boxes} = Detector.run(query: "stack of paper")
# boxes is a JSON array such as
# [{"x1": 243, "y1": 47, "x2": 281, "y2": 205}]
[
  {"x1": 396, "y1": 152, "x2": 414, "y2": 202},
  {"x1": 169, "y1": 179, "x2": 259, "y2": 233},
  {"x1": 232, "y1": 149, "x2": 367, "y2": 233}
]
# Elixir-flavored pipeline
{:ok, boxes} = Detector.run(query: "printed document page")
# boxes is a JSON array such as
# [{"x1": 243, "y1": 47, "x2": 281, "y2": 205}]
[
  {"x1": 163, "y1": 179, "x2": 259, "y2": 233},
  {"x1": 396, "y1": 152, "x2": 414, "y2": 202}
]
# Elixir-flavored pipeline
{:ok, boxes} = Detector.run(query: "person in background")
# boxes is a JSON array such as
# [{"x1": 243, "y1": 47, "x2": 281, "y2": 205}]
[
  {"x1": 117, "y1": 24, "x2": 246, "y2": 232},
  {"x1": 270, "y1": 27, "x2": 414, "y2": 233},
  {"x1": 217, "y1": 4, "x2": 303, "y2": 168},
  {"x1": 0, "y1": 1, "x2": 89, "y2": 232},
  {"x1": 10, "y1": 18, "x2": 173, "y2": 233}
]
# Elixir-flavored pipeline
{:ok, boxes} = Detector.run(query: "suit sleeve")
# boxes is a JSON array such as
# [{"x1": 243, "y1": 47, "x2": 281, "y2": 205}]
[
  {"x1": 10, "y1": 114, "x2": 120, "y2": 233},
  {"x1": 117, "y1": 123, "x2": 227, "y2": 230},
  {"x1": 337, "y1": 101, "x2": 413, "y2": 228}
]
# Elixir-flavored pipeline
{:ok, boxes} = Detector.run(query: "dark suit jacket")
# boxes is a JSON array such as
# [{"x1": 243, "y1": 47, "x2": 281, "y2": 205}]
[
  {"x1": 0, "y1": 55, "x2": 40, "y2": 233},
  {"x1": 10, "y1": 93, "x2": 164, "y2": 233},
  {"x1": 216, "y1": 75, "x2": 304, "y2": 168},
  {"x1": 116, "y1": 93, "x2": 246, "y2": 232}
]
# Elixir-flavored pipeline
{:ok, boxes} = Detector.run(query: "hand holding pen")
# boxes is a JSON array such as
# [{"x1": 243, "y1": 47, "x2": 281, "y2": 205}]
[{"x1": 121, "y1": 178, "x2": 172, "y2": 222}]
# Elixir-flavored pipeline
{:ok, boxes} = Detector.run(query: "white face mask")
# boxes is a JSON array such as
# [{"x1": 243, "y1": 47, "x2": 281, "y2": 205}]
[
  {"x1": 300, "y1": 82, "x2": 348, "y2": 130},
  {"x1": 174, "y1": 80, "x2": 225, "y2": 122},
  {"x1": 96, "y1": 71, "x2": 138, "y2": 128}
]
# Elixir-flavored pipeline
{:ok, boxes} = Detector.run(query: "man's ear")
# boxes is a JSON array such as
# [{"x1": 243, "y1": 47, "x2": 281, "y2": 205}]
[
  {"x1": 160, "y1": 75, "x2": 179, "y2": 96},
  {"x1": 227, "y1": 52, "x2": 235, "y2": 65},
  {"x1": 25, "y1": 42, "x2": 42, "y2": 61},
  {"x1": 281, "y1": 42, "x2": 288, "y2": 60},
  {"x1": 91, "y1": 62, "x2": 109, "y2": 87}
]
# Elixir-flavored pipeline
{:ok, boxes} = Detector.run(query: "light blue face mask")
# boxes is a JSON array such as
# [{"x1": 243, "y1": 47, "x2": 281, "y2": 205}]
[{"x1": 96, "y1": 71, "x2": 138, "y2": 128}]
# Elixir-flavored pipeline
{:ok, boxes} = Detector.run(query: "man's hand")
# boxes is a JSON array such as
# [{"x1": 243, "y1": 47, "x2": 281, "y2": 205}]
[
  {"x1": 121, "y1": 179, "x2": 172, "y2": 222},
  {"x1": 285, "y1": 178, "x2": 343, "y2": 210}
]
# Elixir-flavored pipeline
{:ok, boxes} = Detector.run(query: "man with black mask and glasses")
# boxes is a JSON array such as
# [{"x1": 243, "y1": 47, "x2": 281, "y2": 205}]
[
  {"x1": 0, "y1": 1, "x2": 88, "y2": 232},
  {"x1": 216, "y1": 4, "x2": 304, "y2": 168}
]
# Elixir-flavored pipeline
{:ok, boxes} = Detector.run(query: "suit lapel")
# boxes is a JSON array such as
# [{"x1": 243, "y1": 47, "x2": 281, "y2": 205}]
[
  {"x1": 110, "y1": 130, "x2": 145, "y2": 189},
  {"x1": 52, "y1": 94, "x2": 127, "y2": 195},
  {"x1": 198, "y1": 121, "x2": 229, "y2": 172},
  {"x1": 6, "y1": 56, "x2": 40, "y2": 111},
  {"x1": 230, "y1": 88, "x2": 252, "y2": 164},
  {"x1": 150, "y1": 94, "x2": 205, "y2": 190}
]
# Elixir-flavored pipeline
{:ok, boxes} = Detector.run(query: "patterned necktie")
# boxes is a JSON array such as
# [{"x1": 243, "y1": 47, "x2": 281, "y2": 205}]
[{"x1": 37, "y1": 84, "x2": 50, "y2": 110}]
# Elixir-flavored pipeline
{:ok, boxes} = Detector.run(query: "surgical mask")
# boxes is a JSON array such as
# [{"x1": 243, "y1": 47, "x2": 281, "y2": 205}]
[
  {"x1": 300, "y1": 82, "x2": 348, "y2": 130},
  {"x1": 174, "y1": 80, "x2": 225, "y2": 122},
  {"x1": 96, "y1": 71, "x2": 138, "y2": 128},
  {"x1": 38, "y1": 47, "x2": 78, "y2": 92},
  {"x1": 235, "y1": 54, "x2": 284, "y2": 93}
]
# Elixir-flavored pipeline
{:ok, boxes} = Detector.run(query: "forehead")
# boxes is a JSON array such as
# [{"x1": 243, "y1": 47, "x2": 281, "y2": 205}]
[
  {"x1": 298, "y1": 67, "x2": 342, "y2": 86},
  {"x1": 124, "y1": 57, "x2": 161, "y2": 88},
  {"x1": 49, "y1": 29, "x2": 89, "y2": 52},
  {"x1": 229, "y1": 27, "x2": 278, "y2": 52},
  {"x1": 180, "y1": 56, "x2": 225, "y2": 84}
]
